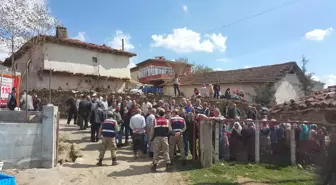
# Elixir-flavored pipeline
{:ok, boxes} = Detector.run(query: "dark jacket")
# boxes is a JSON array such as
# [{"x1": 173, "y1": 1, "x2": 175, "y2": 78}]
[
  {"x1": 78, "y1": 99, "x2": 90, "y2": 117},
  {"x1": 90, "y1": 102, "x2": 106, "y2": 124},
  {"x1": 213, "y1": 84, "x2": 220, "y2": 91},
  {"x1": 66, "y1": 97, "x2": 77, "y2": 110}
]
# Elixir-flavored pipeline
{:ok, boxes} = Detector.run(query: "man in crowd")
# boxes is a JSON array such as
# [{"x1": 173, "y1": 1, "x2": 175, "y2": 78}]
[
  {"x1": 78, "y1": 95, "x2": 91, "y2": 130},
  {"x1": 130, "y1": 108, "x2": 146, "y2": 159},
  {"x1": 7, "y1": 87, "x2": 17, "y2": 110},
  {"x1": 66, "y1": 94, "x2": 77, "y2": 125},
  {"x1": 213, "y1": 81, "x2": 220, "y2": 99},
  {"x1": 170, "y1": 108, "x2": 187, "y2": 165},
  {"x1": 90, "y1": 101, "x2": 106, "y2": 142},
  {"x1": 145, "y1": 108, "x2": 156, "y2": 158},
  {"x1": 96, "y1": 111, "x2": 120, "y2": 166},
  {"x1": 150, "y1": 108, "x2": 172, "y2": 172}
]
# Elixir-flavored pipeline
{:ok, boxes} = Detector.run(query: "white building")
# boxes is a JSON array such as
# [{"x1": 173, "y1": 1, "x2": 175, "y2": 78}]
[
  {"x1": 164, "y1": 62, "x2": 312, "y2": 105},
  {"x1": 2, "y1": 26, "x2": 136, "y2": 92}
]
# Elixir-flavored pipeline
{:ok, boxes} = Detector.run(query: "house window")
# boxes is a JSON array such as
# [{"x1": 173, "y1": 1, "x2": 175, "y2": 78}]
[{"x1": 92, "y1": 57, "x2": 98, "y2": 63}]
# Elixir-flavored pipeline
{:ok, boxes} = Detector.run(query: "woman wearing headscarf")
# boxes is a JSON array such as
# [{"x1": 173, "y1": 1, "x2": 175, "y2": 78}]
[
  {"x1": 242, "y1": 119, "x2": 255, "y2": 162},
  {"x1": 229, "y1": 122, "x2": 243, "y2": 161},
  {"x1": 221, "y1": 124, "x2": 230, "y2": 161},
  {"x1": 308, "y1": 124, "x2": 319, "y2": 153},
  {"x1": 317, "y1": 126, "x2": 328, "y2": 155},
  {"x1": 260, "y1": 119, "x2": 271, "y2": 154},
  {"x1": 298, "y1": 123, "x2": 309, "y2": 161}
]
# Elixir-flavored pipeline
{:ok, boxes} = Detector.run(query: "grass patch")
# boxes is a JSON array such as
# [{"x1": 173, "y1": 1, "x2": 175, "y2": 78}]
[{"x1": 183, "y1": 162, "x2": 316, "y2": 185}]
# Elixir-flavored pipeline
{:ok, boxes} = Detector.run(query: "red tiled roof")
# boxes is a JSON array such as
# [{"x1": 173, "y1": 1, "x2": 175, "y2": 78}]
[
  {"x1": 135, "y1": 58, "x2": 192, "y2": 67},
  {"x1": 177, "y1": 62, "x2": 302, "y2": 85},
  {"x1": 3, "y1": 35, "x2": 136, "y2": 66},
  {"x1": 271, "y1": 86, "x2": 336, "y2": 113}
]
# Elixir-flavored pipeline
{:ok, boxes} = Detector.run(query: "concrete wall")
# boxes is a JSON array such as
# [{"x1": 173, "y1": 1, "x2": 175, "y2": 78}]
[
  {"x1": 0, "y1": 105, "x2": 58, "y2": 169},
  {"x1": 274, "y1": 73, "x2": 304, "y2": 104}
]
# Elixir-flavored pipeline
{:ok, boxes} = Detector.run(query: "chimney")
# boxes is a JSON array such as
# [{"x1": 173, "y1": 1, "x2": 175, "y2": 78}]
[
  {"x1": 155, "y1": 56, "x2": 165, "y2": 60},
  {"x1": 56, "y1": 26, "x2": 68, "y2": 39},
  {"x1": 121, "y1": 39, "x2": 124, "y2": 50}
]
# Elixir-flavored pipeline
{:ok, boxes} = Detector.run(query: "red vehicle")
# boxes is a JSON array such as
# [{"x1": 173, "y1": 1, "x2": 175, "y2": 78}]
[{"x1": 0, "y1": 72, "x2": 21, "y2": 108}]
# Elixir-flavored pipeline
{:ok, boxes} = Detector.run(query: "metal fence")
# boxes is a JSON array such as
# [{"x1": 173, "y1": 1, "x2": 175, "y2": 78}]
[{"x1": 194, "y1": 119, "x2": 328, "y2": 168}]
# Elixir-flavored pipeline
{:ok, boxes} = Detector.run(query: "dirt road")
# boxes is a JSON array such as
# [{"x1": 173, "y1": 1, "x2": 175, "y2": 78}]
[{"x1": 4, "y1": 120, "x2": 188, "y2": 185}]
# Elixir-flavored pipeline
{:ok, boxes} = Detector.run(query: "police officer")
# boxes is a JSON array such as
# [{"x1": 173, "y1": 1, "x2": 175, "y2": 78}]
[
  {"x1": 150, "y1": 108, "x2": 172, "y2": 172},
  {"x1": 96, "y1": 111, "x2": 120, "y2": 166},
  {"x1": 169, "y1": 108, "x2": 187, "y2": 165}
]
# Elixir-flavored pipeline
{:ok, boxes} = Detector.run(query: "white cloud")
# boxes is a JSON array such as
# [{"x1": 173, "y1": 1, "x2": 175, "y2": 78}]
[
  {"x1": 106, "y1": 30, "x2": 135, "y2": 50},
  {"x1": 214, "y1": 68, "x2": 223, "y2": 71},
  {"x1": 73, "y1": 32, "x2": 86, "y2": 42},
  {"x1": 305, "y1": 28, "x2": 333, "y2": 41},
  {"x1": 313, "y1": 75, "x2": 336, "y2": 88},
  {"x1": 182, "y1": 5, "x2": 188, "y2": 12},
  {"x1": 216, "y1": 58, "x2": 231, "y2": 62},
  {"x1": 151, "y1": 27, "x2": 227, "y2": 53},
  {"x1": 244, "y1": 65, "x2": 250, "y2": 68}
]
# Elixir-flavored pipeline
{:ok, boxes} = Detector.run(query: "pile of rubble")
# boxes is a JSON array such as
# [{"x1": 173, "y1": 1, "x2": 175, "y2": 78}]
[
  {"x1": 57, "y1": 134, "x2": 83, "y2": 164},
  {"x1": 271, "y1": 86, "x2": 336, "y2": 113}
]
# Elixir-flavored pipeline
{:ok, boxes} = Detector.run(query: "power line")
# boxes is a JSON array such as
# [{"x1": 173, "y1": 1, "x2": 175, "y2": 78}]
[{"x1": 172, "y1": 0, "x2": 302, "y2": 43}]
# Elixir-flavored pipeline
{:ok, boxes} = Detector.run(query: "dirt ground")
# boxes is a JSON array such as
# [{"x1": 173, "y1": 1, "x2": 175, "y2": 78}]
[{"x1": 3, "y1": 120, "x2": 188, "y2": 185}]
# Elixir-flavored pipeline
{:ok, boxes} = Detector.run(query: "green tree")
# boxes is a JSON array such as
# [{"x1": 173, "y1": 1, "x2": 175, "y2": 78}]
[
  {"x1": 300, "y1": 56, "x2": 315, "y2": 96},
  {"x1": 249, "y1": 83, "x2": 276, "y2": 106},
  {"x1": 174, "y1": 57, "x2": 213, "y2": 74}
]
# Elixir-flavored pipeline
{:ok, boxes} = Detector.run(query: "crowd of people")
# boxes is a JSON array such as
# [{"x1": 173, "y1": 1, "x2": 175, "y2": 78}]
[
  {"x1": 6, "y1": 87, "x2": 42, "y2": 111},
  {"x1": 66, "y1": 93, "x2": 329, "y2": 172}
]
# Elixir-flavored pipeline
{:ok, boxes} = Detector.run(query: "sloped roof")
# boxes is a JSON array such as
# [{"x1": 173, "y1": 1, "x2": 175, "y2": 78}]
[
  {"x1": 135, "y1": 58, "x2": 192, "y2": 67},
  {"x1": 175, "y1": 61, "x2": 303, "y2": 85},
  {"x1": 271, "y1": 86, "x2": 336, "y2": 113},
  {"x1": 3, "y1": 35, "x2": 136, "y2": 66}
]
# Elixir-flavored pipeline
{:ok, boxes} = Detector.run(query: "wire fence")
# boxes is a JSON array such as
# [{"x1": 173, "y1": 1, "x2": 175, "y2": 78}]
[{"x1": 193, "y1": 119, "x2": 329, "y2": 168}]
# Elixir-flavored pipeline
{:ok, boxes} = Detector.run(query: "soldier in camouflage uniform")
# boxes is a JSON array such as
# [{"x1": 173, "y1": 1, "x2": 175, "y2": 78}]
[{"x1": 150, "y1": 108, "x2": 172, "y2": 172}]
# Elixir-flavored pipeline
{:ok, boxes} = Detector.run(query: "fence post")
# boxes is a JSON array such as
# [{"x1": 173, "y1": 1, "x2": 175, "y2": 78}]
[
  {"x1": 290, "y1": 124, "x2": 296, "y2": 165},
  {"x1": 200, "y1": 120, "x2": 212, "y2": 168},
  {"x1": 215, "y1": 120, "x2": 220, "y2": 162},
  {"x1": 255, "y1": 120, "x2": 260, "y2": 164}
]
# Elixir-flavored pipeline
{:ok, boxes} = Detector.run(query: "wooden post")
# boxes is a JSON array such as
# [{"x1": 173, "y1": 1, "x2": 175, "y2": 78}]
[
  {"x1": 215, "y1": 120, "x2": 220, "y2": 162},
  {"x1": 290, "y1": 123, "x2": 296, "y2": 165},
  {"x1": 49, "y1": 69, "x2": 52, "y2": 103},
  {"x1": 255, "y1": 120, "x2": 260, "y2": 163}
]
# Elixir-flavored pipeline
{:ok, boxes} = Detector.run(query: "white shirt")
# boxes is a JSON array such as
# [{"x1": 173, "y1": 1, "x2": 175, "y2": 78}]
[
  {"x1": 21, "y1": 92, "x2": 34, "y2": 110},
  {"x1": 200, "y1": 87, "x2": 209, "y2": 97},
  {"x1": 76, "y1": 99, "x2": 80, "y2": 110},
  {"x1": 130, "y1": 114, "x2": 146, "y2": 134}
]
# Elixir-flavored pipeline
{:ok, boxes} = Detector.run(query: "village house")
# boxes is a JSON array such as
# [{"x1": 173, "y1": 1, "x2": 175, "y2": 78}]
[
  {"x1": 271, "y1": 85, "x2": 336, "y2": 124},
  {"x1": 164, "y1": 62, "x2": 320, "y2": 104},
  {"x1": 2, "y1": 26, "x2": 136, "y2": 92},
  {"x1": 130, "y1": 56, "x2": 192, "y2": 86}
]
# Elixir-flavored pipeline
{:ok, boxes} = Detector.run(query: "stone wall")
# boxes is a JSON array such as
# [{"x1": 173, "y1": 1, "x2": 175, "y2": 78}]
[
  {"x1": 30, "y1": 89, "x2": 253, "y2": 118},
  {"x1": 0, "y1": 105, "x2": 58, "y2": 169}
]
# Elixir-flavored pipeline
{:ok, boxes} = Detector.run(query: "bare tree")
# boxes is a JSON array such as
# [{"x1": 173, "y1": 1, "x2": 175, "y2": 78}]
[
  {"x1": 173, "y1": 57, "x2": 213, "y2": 75},
  {"x1": 0, "y1": 0, "x2": 58, "y2": 73}
]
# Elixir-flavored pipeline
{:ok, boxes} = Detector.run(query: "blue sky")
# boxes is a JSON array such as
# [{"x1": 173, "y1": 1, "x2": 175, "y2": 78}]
[{"x1": 2, "y1": 0, "x2": 336, "y2": 86}]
